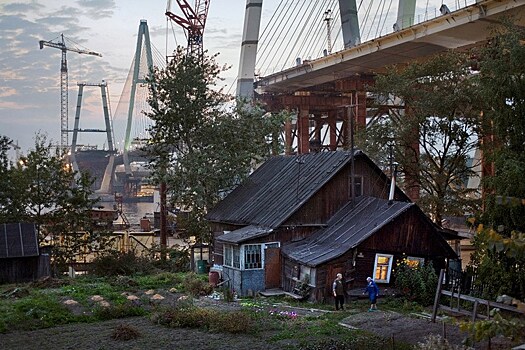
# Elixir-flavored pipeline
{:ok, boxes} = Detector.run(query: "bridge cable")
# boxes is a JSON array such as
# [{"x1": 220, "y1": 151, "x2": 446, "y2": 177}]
[
  {"x1": 295, "y1": 0, "x2": 331, "y2": 66},
  {"x1": 256, "y1": 0, "x2": 291, "y2": 71},
  {"x1": 302, "y1": 0, "x2": 335, "y2": 61},
  {"x1": 259, "y1": 0, "x2": 304, "y2": 75},
  {"x1": 277, "y1": 0, "x2": 319, "y2": 71},
  {"x1": 293, "y1": 0, "x2": 328, "y2": 64}
]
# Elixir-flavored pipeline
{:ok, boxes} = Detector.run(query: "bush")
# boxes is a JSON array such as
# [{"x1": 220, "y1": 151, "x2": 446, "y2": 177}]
[
  {"x1": 152, "y1": 306, "x2": 253, "y2": 334},
  {"x1": 395, "y1": 258, "x2": 438, "y2": 306},
  {"x1": 111, "y1": 323, "x2": 141, "y2": 341},
  {"x1": 89, "y1": 251, "x2": 153, "y2": 276},
  {"x1": 183, "y1": 273, "x2": 213, "y2": 296},
  {"x1": 93, "y1": 303, "x2": 147, "y2": 320},
  {"x1": 416, "y1": 334, "x2": 473, "y2": 350}
]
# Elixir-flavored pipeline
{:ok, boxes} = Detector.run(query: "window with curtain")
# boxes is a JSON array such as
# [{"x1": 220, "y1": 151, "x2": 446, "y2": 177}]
[{"x1": 373, "y1": 253, "x2": 393, "y2": 283}]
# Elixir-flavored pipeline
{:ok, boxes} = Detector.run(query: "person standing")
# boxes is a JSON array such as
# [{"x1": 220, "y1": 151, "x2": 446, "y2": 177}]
[
  {"x1": 363, "y1": 276, "x2": 379, "y2": 311},
  {"x1": 332, "y1": 273, "x2": 345, "y2": 310}
]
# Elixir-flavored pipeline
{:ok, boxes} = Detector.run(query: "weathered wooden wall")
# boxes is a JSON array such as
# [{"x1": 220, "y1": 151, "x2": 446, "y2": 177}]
[{"x1": 0, "y1": 254, "x2": 50, "y2": 284}]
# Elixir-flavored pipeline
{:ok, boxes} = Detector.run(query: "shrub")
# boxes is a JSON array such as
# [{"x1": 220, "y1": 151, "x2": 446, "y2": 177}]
[
  {"x1": 183, "y1": 273, "x2": 213, "y2": 296},
  {"x1": 152, "y1": 306, "x2": 253, "y2": 334},
  {"x1": 89, "y1": 251, "x2": 153, "y2": 276},
  {"x1": 395, "y1": 258, "x2": 437, "y2": 306},
  {"x1": 111, "y1": 323, "x2": 141, "y2": 341},
  {"x1": 93, "y1": 303, "x2": 147, "y2": 320},
  {"x1": 416, "y1": 334, "x2": 473, "y2": 350}
]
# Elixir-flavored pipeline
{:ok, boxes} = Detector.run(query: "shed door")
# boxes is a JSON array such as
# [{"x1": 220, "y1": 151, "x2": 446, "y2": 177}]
[{"x1": 265, "y1": 247, "x2": 281, "y2": 289}]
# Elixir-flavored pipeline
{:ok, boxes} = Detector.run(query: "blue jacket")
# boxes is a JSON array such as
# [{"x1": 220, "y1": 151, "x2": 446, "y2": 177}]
[{"x1": 365, "y1": 280, "x2": 379, "y2": 298}]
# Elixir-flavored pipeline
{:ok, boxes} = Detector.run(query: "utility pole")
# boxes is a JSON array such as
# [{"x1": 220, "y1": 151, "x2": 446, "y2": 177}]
[{"x1": 324, "y1": 9, "x2": 333, "y2": 54}]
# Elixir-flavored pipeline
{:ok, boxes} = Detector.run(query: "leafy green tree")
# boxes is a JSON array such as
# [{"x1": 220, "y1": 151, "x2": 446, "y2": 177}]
[
  {"x1": 468, "y1": 227, "x2": 525, "y2": 300},
  {"x1": 476, "y1": 21, "x2": 525, "y2": 233},
  {"x1": 363, "y1": 51, "x2": 482, "y2": 223},
  {"x1": 146, "y1": 48, "x2": 285, "y2": 242},
  {"x1": 0, "y1": 135, "x2": 14, "y2": 217},
  {"x1": 0, "y1": 134, "x2": 110, "y2": 269}
]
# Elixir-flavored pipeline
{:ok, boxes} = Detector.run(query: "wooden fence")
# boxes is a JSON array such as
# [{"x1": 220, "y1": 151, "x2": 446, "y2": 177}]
[{"x1": 432, "y1": 269, "x2": 525, "y2": 322}]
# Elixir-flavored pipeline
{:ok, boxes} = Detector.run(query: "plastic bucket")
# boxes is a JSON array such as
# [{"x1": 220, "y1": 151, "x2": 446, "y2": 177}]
[
  {"x1": 209, "y1": 271, "x2": 219, "y2": 286},
  {"x1": 196, "y1": 260, "x2": 208, "y2": 274}
]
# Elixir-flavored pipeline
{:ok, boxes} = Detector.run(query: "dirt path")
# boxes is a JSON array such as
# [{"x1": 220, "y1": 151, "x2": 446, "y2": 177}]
[{"x1": 0, "y1": 317, "x2": 295, "y2": 350}]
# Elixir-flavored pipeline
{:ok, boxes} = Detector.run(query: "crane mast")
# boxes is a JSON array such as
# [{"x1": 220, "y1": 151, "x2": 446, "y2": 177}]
[
  {"x1": 39, "y1": 34, "x2": 102, "y2": 150},
  {"x1": 165, "y1": 0, "x2": 210, "y2": 57}
]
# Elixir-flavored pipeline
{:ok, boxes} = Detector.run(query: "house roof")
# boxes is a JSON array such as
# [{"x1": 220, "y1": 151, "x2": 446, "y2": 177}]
[
  {"x1": 0, "y1": 223, "x2": 39, "y2": 258},
  {"x1": 216, "y1": 225, "x2": 274, "y2": 244},
  {"x1": 207, "y1": 150, "x2": 381, "y2": 228},
  {"x1": 282, "y1": 197, "x2": 417, "y2": 267}
]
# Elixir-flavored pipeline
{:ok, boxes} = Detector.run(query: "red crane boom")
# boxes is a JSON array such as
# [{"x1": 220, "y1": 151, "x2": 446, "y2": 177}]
[{"x1": 165, "y1": 0, "x2": 210, "y2": 56}]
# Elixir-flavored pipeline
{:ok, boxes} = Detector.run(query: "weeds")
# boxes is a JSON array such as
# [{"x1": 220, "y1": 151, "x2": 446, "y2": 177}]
[{"x1": 111, "y1": 323, "x2": 141, "y2": 341}]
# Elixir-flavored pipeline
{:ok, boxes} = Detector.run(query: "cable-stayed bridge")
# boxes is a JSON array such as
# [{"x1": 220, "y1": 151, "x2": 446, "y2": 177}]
[{"x1": 73, "y1": 0, "x2": 525, "y2": 201}]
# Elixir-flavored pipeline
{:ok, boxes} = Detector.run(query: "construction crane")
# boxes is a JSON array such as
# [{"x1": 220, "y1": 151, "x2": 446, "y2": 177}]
[
  {"x1": 39, "y1": 34, "x2": 102, "y2": 150},
  {"x1": 165, "y1": 0, "x2": 210, "y2": 57}
]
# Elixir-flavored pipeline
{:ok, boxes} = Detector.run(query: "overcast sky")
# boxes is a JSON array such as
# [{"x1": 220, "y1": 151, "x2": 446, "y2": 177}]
[{"x1": 0, "y1": 0, "x2": 461, "y2": 155}]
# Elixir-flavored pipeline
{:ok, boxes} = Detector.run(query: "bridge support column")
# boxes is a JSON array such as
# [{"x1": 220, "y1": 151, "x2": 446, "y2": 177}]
[
  {"x1": 298, "y1": 107, "x2": 310, "y2": 154},
  {"x1": 329, "y1": 110, "x2": 338, "y2": 151},
  {"x1": 339, "y1": 0, "x2": 361, "y2": 47}
]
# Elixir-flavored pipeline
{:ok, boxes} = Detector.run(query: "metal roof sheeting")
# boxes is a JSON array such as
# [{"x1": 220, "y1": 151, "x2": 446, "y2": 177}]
[
  {"x1": 0, "y1": 223, "x2": 39, "y2": 258},
  {"x1": 282, "y1": 197, "x2": 413, "y2": 267},
  {"x1": 216, "y1": 225, "x2": 273, "y2": 244},
  {"x1": 207, "y1": 150, "x2": 361, "y2": 228}
]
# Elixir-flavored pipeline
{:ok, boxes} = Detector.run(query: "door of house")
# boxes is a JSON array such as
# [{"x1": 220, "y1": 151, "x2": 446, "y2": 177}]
[
  {"x1": 265, "y1": 246, "x2": 281, "y2": 289},
  {"x1": 327, "y1": 265, "x2": 344, "y2": 298}
]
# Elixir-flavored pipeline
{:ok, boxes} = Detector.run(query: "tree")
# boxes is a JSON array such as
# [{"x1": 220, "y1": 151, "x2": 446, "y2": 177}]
[
  {"x1": 476, "y1": 20, "x2": 525, "y2": 233},
  {"x1": 362, "y1": 51, "x2": 482, "y2": 223},
  {"x1": 0, "y1": 134, "x2": 109, "y2": 269},
  {"x1": 146, "y1": 48, "x2": 285, "y2": 242},
  {"x1": 465, "y1": 21, "x2": 525, "y2": 302}
]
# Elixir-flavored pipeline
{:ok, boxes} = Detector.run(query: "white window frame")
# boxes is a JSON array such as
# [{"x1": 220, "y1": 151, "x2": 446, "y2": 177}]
[
  {"x1": 243, "y1": 244, "x2": 263, "y2": 270},
  {"x1": 373, "y1": 253, "x2": 393, "y2": 283},
  {"x1": 223, "y1": 242, "x2": 281, "y2": 271},
  {"x1": 223, "y1": 244, "x2": 241, "y2": 269}
]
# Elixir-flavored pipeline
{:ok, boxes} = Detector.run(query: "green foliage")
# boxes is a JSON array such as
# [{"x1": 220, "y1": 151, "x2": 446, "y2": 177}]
[
  {"x1": 366, "y1": 51, "x2": 481, "y2": 223},
  {"x1": 394, "y1": 258, "x2": 438, "y2": 306},
  {"x1": 0, "y1": 291, "x2": 80, "y2": 333},
  {"x1": 476, "y1": 21, "x2": 525, "y2": 233},
  {"x1": 0, "y1": 134, "x2": 110, "y2": 269},
  {"x1": 416, "y1": 334, "x2": 473, "y2": 350},
  {"x1": 153, "y1": 306, "x2": 253, "y2": 334},
  {"x1": 89, "y1": 251, "x2": 154, "y2": 276},
  {"x1": 146, "y1": 48, "x2": 286, "y2": 242},
  {"x1": 92, "y1": 303, "x2": 147, "y2": 320},
  {"x1": 460, "y1": 311, "x2": 525, "y2": 345},
  {"x1": 183, "y1": 272, "x2": 213, "y2": 296},
  {"x1": 468, "y1": 227, "x2": 525, "y2": 300}
]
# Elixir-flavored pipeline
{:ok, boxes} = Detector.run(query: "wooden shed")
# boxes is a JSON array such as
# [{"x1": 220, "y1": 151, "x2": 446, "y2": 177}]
[
  {"x1": 207, "y1": 150, "x2": 457, "y2": 298},
  {"x1": 0, "y1": 223, "x2": 50, "y2": 284}
]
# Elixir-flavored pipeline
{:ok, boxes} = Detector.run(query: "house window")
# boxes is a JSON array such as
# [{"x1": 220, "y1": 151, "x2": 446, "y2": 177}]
[
  {"x1": 406, "y1": 256, "x2": 425, "y2": 268},
  {"x1": 349, "y1": 176, "x2": 363, "y2": 197},
  {"x1": 244, "y1": 244, "x2": 262, "y2": 269},
  {"x1": 373, "y1": 253, "x2": 393, "y2": 283},
  {"x1": 223, "y1": 244, "x2": 240, "y2": 269}
]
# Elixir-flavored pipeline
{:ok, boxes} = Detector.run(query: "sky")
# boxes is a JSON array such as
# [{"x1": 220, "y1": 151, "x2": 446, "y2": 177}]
[{"x1": 0, "y1": 0, "x2": 463, "y2": 155}]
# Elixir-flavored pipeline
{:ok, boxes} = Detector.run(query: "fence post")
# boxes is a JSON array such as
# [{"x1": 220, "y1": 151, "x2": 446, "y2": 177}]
[
  {"x1": 431, "y1": 269, "x2": 445, "y2": 323},
  {"x1": 472, "y1": 300, "x2": 478, "y2": 322}
]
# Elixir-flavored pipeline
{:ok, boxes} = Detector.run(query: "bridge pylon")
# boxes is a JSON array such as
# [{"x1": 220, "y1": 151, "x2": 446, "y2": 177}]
[{"x1": 122, "y1": 20, "x2": 155, "y2": 177}]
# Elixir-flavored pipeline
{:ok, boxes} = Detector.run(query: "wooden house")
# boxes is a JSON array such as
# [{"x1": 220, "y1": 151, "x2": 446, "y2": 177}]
[
  {"x1": 0, "y1": 223, "x2": 50, "y2": 284},
  {"x1": 207, "y1": 150, "x2": 457, "y2": 300}
]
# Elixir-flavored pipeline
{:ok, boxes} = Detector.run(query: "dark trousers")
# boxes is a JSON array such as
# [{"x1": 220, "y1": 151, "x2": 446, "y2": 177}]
[{"x1": 335, "y1": 295, "x2": 345, "y2": 310}]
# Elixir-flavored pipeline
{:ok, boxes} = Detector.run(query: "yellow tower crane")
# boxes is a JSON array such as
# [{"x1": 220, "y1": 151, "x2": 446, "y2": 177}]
[{"x1": 39, "y1": 34, "x2": 102, "y2": 150}]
